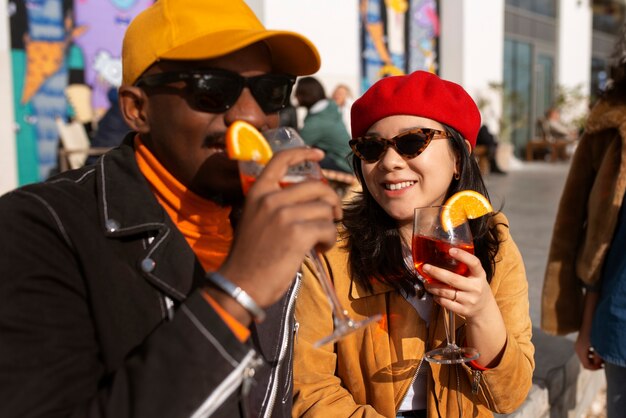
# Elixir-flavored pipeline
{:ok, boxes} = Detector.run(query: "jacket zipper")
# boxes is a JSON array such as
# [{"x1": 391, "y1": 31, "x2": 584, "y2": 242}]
[
  {"x1": 240, "y1": 354, "x2": 264, "y2": 418},
  {"x1": 471, "y1": 369, "x2": 482, "y2": 394},
  {"x1": 262, "y1": 273, "x2": 302, "y2": 418},
  {"x1": 189, "y1": 349, "x2": 257, "y2": 418},
  {"x1": 293, "y1": 321, "x2": 300, "y2": 342},
  {"x1": 398, "y1": 357, "x2": 425, "y2": 412},
  {"x1": 408, "y1": 358, "x2": 424, "y2": 392},
  {"x1": 164, "y1": 296, "x2": 175, "y2": 321}
]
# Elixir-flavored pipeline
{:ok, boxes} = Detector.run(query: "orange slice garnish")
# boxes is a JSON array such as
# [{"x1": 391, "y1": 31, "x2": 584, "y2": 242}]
[
  {"x1": 441, "y1": 190, "x2": 493, "y2": 231},
  {"x1": 225, "y1": 121, "x2": 273, "y2": 164}
]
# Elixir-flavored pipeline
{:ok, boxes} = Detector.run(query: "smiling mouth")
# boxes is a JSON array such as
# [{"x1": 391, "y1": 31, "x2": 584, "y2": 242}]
[
  {"x1": 384, "y1": 181, "x2": 415, "y2": 191},
  {"x1": 207, "y1": 146, "x2": 226, "y2": 153}
]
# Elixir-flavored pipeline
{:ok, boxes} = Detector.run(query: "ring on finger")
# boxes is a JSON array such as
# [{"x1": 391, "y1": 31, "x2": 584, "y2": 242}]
[{"x1": 452, "y1": 289, "x2": 458, "y2": 302}]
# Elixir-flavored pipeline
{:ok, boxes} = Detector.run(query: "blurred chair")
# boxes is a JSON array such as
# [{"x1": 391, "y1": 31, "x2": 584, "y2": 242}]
[
  {"x1": 65, "y1": 84, "x2": 95, "y2": 126},
  {"x1": 473, "y1": 145, "x2": 490, "y2": 175},
  {"x1": 526, "y1": 119, "x2": 569, "y2": 162},
  {"x1": 55, "y1": 117, "x2": 111, "y2": 172}
]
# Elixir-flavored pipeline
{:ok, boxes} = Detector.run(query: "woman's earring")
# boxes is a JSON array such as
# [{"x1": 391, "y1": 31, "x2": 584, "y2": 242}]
[{"x1": 454, "y1": 172, "x2": 460, "y2": 180}]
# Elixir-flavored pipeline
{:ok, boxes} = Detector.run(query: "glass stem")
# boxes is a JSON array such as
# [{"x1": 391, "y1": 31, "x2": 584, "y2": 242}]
[
  {"x1": 444, "y1": 307, "x2": 457, "y2": 348},
  {"x1": 308, "y1": 250, "x2": 352, "y2": 326}
]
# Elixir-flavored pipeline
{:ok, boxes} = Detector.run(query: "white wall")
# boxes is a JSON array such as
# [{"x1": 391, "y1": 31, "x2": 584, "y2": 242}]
[
  {"x1": 439, "y1": 0, "x2": 464, "y2": 84},
  {"x1": 0, "y1": 0, "x2": 18, "y2": 194},
  {"x1": 245, "y1": 0, "x2": 264, "y2": 23},
  {"x1": 440, "y1": 0, "x2": 505, "y2": 132},
  {"x1": 557, "y1": 0, "x2": 592, "y2": 121},
  {"x1": 258, "y1": 0, "x2": 360, "y2": 100}
]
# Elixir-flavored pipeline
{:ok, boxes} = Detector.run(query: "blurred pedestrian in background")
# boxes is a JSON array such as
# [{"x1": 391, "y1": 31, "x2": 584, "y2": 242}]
[
  {"x1": 476, "y1": 124, "x2": 507, "y2": 175},
  {"x1": 542, "y1": 23, "x2": 626, "y2": 418},
  {"x1": 332, "y1": 83, "x2": 354, "y2": 135},
  {"x1": 86, "y1": 87, "x2": 130, "y2": 164},
  {"x1": 544, "y1": 107, "x2": 578, "y2": 142},
  {"x1": 295, "y1": 77, "x2": 353, "y2": 173}
]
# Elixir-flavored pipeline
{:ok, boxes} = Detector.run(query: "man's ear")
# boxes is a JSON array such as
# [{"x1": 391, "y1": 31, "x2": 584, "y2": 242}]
[{"x1": 118, "y1": 86, "x2": 150, "y2": 134}]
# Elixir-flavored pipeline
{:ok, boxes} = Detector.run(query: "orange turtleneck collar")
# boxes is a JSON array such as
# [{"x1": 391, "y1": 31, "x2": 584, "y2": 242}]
[
  {"x1": 134, "y1": 136, "x2": 250, "y2": 342},
  {"x1": 134, "y1": 136, "x2": 233, "y2": 272}
]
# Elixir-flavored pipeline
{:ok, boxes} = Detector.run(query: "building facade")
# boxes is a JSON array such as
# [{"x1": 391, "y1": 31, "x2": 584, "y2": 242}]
[{"x1": 0, "y1": 0, "x2": 621, "y2": 194}]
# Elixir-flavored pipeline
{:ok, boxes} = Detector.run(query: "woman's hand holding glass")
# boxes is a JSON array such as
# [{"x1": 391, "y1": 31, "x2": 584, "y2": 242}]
[
  {"x1": 422, "y1": 248, "x2": 493, "y2": 321},
  {"x1": 422, "y1": 247, "x2": 507, "y2": 367}
]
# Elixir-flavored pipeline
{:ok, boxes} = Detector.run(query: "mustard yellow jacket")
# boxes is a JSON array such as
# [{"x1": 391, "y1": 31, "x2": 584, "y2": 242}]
[{"x1": 293, "y1": 213, "x2": 534, "y2": 418}]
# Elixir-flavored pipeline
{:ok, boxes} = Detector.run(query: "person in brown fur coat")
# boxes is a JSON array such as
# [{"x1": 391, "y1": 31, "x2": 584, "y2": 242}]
[{"x1": 541, "y1": 29, "x2": 626, "y2": 418}]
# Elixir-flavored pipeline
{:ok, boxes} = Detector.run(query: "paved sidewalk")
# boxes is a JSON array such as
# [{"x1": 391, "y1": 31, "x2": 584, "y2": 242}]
[
  {"x1": 484, "y1": 160, "x2": 569, "y2": 325},
  {"x1": 485, "y1": 161, "x2": 607, "y2": 418}
]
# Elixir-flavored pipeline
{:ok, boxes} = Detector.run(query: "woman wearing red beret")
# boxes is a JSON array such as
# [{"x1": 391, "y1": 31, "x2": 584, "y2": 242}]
[{"x1": 292, "y1": 71, "x2": 534, "y2": 418}]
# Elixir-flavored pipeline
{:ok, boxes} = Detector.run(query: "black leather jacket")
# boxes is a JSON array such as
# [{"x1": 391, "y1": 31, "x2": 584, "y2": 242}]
[{"x1": 0, "y1": 137, "x2": 298, "y2": 417}]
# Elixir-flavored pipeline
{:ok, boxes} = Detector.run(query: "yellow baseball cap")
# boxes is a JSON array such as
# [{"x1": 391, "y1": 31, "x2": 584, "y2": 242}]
[{"x1": 122, "y1": 0, "x2": 321, "y2": 86}]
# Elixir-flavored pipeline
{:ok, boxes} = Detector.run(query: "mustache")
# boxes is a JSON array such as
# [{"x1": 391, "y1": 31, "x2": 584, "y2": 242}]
[{"x1": 203, "y1": 132, "x2": 226, "y2": 148}]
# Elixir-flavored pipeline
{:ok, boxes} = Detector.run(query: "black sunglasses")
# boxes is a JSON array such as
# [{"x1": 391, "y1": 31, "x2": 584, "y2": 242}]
[
  {"x1": 349, "y1": 127, "x2": 451, "y2": 163},
  {"x1": 135, "y1": 69, "x2": 296, "y2": 114}
]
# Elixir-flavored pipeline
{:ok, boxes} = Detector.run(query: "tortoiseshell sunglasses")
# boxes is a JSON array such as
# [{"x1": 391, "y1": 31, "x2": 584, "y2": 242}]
[{"x1": 349, "y1": 127, "x2": 451, "y2": 163}]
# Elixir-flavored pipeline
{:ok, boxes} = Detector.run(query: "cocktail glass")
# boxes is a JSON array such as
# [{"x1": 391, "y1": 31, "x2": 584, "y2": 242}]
[
  {"x1": 412, "y1": 205, "x2": 479, "y2": 364},
  {"x1": 239, "y1": 127, "x2": 381, "y2": 347}
]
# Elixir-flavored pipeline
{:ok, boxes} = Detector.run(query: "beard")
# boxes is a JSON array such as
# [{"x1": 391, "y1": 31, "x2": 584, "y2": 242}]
[{"x1": 187, "y1": 131, "x2": 245, "y2": 205}]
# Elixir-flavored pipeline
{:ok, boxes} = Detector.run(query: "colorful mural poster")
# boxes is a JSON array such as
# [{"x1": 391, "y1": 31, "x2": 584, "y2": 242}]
[
  {"x1": 359, "y1": 0, "x2": 440, "y2": 92},
  {"x1": 8, "y1": 1, "x2": 441, "y2": 183},
  {"x1": 8, "y1": 0, "x2": 153, "y2": 184}
]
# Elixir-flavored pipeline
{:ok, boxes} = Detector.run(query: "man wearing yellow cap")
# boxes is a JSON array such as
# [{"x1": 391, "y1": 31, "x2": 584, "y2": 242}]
[{"x1": 0, "y1": 1, "x2": 340, "y2": 417}]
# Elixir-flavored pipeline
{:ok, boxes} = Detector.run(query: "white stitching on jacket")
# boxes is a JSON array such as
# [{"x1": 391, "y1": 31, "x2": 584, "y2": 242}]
[
  {"x1": 180, "y1": 304, "x2": 238, "y2": 368},
  {"x1": 189, "y1": 350, "x2": 256, "y2": 418},
  {"x1": 48, "y1": 168, "x2": 95, "y2": 185},
  {"x1": 18, "y1": 191, "x2": 73, "y2": 249}
]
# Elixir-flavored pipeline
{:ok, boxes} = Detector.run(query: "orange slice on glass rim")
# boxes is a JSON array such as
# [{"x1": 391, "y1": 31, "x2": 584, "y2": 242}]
[
  {"x1": 225, "y1": 121, "x2": 273, "y2": 164},
  {"x1": 441, "y1": 190, "x2": 493, "y2": 231}
]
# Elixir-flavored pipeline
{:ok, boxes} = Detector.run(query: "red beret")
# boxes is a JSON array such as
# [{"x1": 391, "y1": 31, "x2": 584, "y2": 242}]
[{"x1": 351, "y1": 71, "x2": 481, "y2": 148}]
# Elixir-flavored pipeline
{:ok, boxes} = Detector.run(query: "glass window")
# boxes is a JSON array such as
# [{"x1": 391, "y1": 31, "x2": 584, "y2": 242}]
[
  {"x1": 536, "y1": 54, "x2": 554, "y2": 122},
  {"x1": 592, "y1": 2, "x2": 625, "y2": 34},
  {"x1": 504, "y1": 38, "x2": 533, "y2": 157},
  {"x1": 591, "y1": 57, "x2": 609, "y2": 102},
  {"x1": 506, "y1": 0, "x2": 556, "y2": 18}
]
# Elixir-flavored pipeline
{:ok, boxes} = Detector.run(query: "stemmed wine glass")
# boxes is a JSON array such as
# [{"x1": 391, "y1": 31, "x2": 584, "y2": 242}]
[
  {"x1": 239, "y1": 127, "x2": 381, "y2": 347},
  {"x1": 412, "y1": 205, "x2": 479, "y2": 364}
]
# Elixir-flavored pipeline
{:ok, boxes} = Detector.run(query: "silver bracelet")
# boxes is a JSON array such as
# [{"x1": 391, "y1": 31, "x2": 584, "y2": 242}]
[{"x1": 205, "y1": 272, "x2": 266, "y2": 323}]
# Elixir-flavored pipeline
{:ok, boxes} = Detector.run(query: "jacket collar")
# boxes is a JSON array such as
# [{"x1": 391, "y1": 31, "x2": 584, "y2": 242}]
[
  {"x1": 94, "y1": 134, "x2": 205, "y2": 302},
  {"x1": 96, "y1": 134, "x2": 166, "y2": 235},
  {"x1": 326, "y1": 235, "x2": 397, "y2": 300},
  {"x1": 349, "y1": 274, "x2": 396, "y2": 300},
  {"x1": 309, "y1": 99, "x2": 330, "y2": 114},
  {"x1": 586, "y1": 99, "x2": 626, "y2": 143}
]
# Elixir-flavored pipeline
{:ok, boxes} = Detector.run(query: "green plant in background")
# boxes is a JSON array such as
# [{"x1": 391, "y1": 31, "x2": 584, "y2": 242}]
[
  {"x1": 477, "y1": 82, "x2": 528, "y2": 145},
  {"x1": 554, "y1": 84, "x2": 589, "y2": 133}
]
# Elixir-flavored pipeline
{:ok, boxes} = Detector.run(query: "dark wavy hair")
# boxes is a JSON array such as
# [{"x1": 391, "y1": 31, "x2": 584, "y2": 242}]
[
  {"x1": 341, "y1": 125, "x2": 502, "y2": 295},
  {"x1": 294, "y1": 77, "x2": 326, "y2": 107}
]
